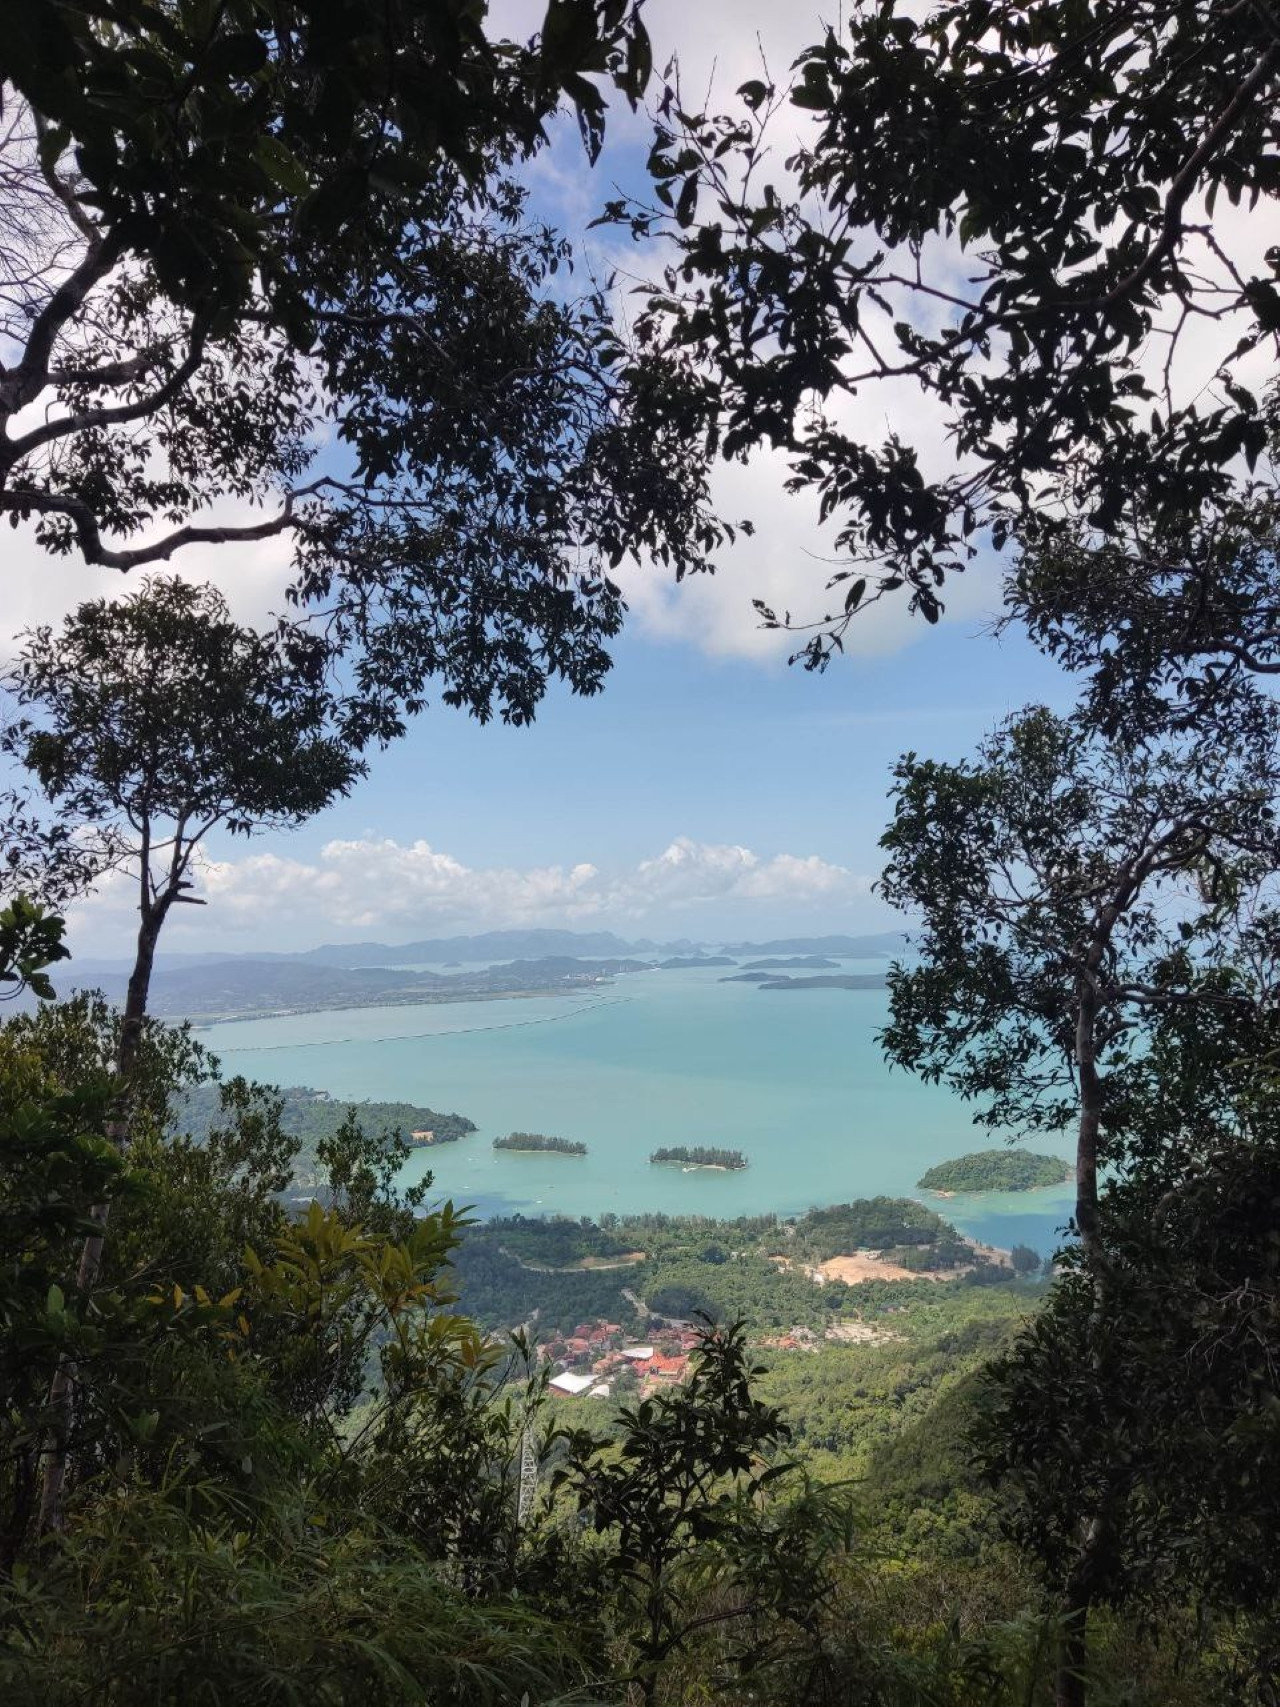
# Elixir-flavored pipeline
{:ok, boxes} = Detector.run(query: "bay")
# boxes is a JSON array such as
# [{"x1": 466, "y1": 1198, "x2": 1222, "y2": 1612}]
[{"x1": 194, "y1": 963, "x2": 1076, "y2": 1256}]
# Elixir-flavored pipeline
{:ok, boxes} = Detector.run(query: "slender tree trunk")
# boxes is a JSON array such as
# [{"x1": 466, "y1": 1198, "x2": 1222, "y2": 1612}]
[
  {"x1": 1047, "y1": 974, "x2": 1106, "y2": 1706},
  {"x1": 1055, "y1": 1612, "x2": 1089, "y2": 1707},
  {"x1": 37, "y1": 897, "x2": 165, "y2": 1534},
  {"x1": 76, "y1": 901, "x2": 163, "y2": 1289},
  {"x1": 1073, "y1": 970, "x2": 1104, "y2": 1266}
]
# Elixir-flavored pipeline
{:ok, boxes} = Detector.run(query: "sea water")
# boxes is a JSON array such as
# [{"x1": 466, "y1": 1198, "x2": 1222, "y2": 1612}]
[{"x1": 194, "y1": 964, "x2": 1076, "y2": 1256}]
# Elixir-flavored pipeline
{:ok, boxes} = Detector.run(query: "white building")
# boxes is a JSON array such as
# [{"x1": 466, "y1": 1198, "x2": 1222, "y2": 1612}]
[{"x1": 548, "y1": 1370, "x2": 596, "y2": 1397}]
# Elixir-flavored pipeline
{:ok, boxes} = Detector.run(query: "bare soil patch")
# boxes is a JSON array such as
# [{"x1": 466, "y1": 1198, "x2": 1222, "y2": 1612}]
[{"x1": 817, "y1": 1253, "x2": 955, "y2": 1285}]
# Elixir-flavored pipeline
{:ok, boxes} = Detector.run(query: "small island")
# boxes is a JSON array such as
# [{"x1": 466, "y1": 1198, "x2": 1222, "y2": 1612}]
[
  {"x1": 918, "y1": 1148, "x2": 1073, "y2": 1193},
  {"x1": 756, "y1": 973, "x2": 887, "y2": 991},
  {"x1": 650, "y1": 1145, "x2": 748, "y2": 1171},
  {"x1": 743, "y1": 955, "x2": 840, "y2": 970},
  {"x1": 493, "y1": 1132, "x2": 588, "y2": 1156},
  {"x1": 657, "y1": 954, "x2": 736, "y2": 969}
]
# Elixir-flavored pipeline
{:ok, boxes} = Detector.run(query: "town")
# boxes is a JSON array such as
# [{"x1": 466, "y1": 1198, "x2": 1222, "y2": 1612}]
[{"x1": 541, "y1": 1320, "x2": 699, "y2": 1400}]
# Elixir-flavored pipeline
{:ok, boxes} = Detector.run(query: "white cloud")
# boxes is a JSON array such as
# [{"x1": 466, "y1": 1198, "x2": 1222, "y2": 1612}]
[
  {"x1": 0, "y1": 508, "x2": 298, "y2": 659},
  {"x1": 65, "y1": 833, "x2": 874, "y2": 949}
]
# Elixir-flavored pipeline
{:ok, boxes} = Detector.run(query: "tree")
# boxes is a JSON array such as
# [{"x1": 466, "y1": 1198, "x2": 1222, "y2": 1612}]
[
  {"x1": 0, "y1": 994, "x2": 595, "y2": 1701},
  {"x1": 0, "y1": 896, "x2": 68, "y2": 1003},
  {"x1": 1008, "y1": 479, "x2": 1280, "y2": 744},
  {"x1": 879, "y1": 703, "x2": 1280, "y2": 1264},
  {"x1": 558, "y1": 1320, "x2": 844, "y2": 1704},
  {"x1": 879, "y1": 698, "x2": 1280, "y2": 1704},
  {"x1": 1, "y1": 576, "x2": 360, "y2": 1529},
  {"x1": 3, "y1": 577, "x2": 359, "y2": 1088},
  {"x1": 616, "y1": 0, "x2": 1280, "y2": 658},
  {"x1": 3, "y1": 0, "x2": 657, "y2": 332},
  {"x1": 985, "y1": 1133, "x2": 1280, "y2": 1702},
  {"x1": 0, "y1": 2, "x2": 726, "y2": 739}
]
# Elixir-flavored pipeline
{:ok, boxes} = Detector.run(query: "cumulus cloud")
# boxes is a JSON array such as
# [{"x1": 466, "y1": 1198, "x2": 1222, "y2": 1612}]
[{"x1": 66, "y1": 834, "x2": 874, "y2": 949}]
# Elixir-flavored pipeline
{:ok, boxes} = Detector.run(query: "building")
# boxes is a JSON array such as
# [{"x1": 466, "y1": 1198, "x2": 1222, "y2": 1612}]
[{"x1": 549, "y1": 1370, "x2": 596, "y2": 1397}]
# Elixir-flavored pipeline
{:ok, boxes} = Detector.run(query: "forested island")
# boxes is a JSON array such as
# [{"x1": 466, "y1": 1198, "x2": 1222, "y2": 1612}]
[
  {"x1": 918, "y1": 1149, "x2": 1073, "y2": 1193},
  {"x1": 756, "y1": 973, "x2": 888, "y2": 991},
  {"x1": 743, "y1": 956, "x2": 840, "y2": 969},
  {"x1": 656, "y1": 954, "x2": 736, "y2": 968},
  {"x1": 650, "y1": 1145, "x2": 748, "y2": 1170},
  {"x1": 493, "y1": 1131, "x2": 587, "y2": 1156},
  {"x1": 172, "y1": 1082, "x2": 476, "y2": 1185}
]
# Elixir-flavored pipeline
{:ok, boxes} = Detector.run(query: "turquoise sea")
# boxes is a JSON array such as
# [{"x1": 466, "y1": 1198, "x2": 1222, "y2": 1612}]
[{"x1": 195, "y1": 963, "x2": 1077, "y2": 1257}]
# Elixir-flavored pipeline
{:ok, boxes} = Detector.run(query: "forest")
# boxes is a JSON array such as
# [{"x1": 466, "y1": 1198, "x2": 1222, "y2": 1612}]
[
  {"x1": 3, "y1": 3, "x2": 1280, "y2": 1704},
  {"x1": 649, "y1": 1145, "x2": 749, "y2": 1169},
  {"x1": 174, "y1": 1081, "x2": 477, "y2": 1186},
  {"x1": 450, "y1": 1199, "x2": 999, "y2": 1335},
  {"x1": 492, "y1": 1132, "x2": 589, "y2": 1155},
  {"x1": 918, "y1": 1150, "x2": 1073, "y2": 1193}
]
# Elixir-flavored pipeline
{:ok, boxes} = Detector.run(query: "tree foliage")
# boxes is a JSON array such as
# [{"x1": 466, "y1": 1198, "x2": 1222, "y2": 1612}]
[
  {"x1": 614, "y1": 0, "x2": 1280, "y2": 656},
  {"x1": 880, "y1": 702, "x2": 1280, "y2": 1253},
  {"x1": 2, "y1": 575, "x2": 359, "y2": 1059},
  {"x1": 0, "y1": 2, "x2": 727, "y2": 737}
]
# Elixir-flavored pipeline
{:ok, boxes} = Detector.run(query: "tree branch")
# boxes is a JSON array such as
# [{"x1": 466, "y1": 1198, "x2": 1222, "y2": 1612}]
[
  {"x1": 0, "y1": 489, "x2": 298, "y2": 569},
  {"x1": 7, "y1": 322, "x2": 211, "y2": 465}
]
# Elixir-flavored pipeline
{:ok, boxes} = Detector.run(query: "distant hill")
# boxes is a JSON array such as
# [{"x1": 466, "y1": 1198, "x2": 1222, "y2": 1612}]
[
  {"x1": 743, "y1": 956, "x2": 839, "y2": 969},
  {"x1": 292, "y1": 929, "x2": 659, "y2": 966},
  {"x1": 721, "y1": 933, "x2": 908, "y2": 957},
  {"x1": 71, "y1": 955, "x2": 650, "y2": 1023},
  {"x1": 657, "y1": 955, "x2": 736, "y2": 969},
  {"x1": 756, "y1": 974, "x2": 889, "y2": 992},
  {"x1": 69, "y1": 928, "x2": 912, "y2": 983}
]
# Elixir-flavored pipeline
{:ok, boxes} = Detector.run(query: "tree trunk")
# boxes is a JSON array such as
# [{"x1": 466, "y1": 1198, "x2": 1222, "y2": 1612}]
[
  {"x1": 1055, "y1": 1612, "x2": 1089, "y2": 1707},
  {"x1": 1073, "y1": 962, "x2": 1105, "y2": 1267},
  {"x1": 76, "y1": 900, "x2": 163, "y2": 1290},
  {"x1": 1053, "y1": 959, "x2": 1113, "y2": 1707},
  {"x1": 37, "y1": 899, "x2": 164, "y2": 1534}
]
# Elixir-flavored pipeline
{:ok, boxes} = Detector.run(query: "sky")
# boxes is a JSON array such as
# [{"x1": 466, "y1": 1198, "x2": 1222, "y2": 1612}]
[{"x1": 7, "y1": 0, "x2": 1083, "y2": 957}]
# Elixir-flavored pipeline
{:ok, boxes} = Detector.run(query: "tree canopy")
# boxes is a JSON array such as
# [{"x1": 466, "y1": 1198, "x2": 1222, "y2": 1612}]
[
  {"x1": 2, "y1": 575, "x2": 359, "y2": 1057},
  {"x1": 615, "y1": 0, "x2": 1280, "y2": 657},
  {"x1": 0, "y1": 1, "x2": 726, "y2": 740}
]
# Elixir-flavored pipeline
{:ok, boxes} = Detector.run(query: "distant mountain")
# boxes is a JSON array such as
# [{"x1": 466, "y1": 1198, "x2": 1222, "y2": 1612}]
[
  {"x1": 755, "y1": 973, "x2": 889, "y2": 991},
  {"x1": 70, "y1": 955, "x2": 650, "y2": 1023},
  {"x1": 743, "y1": 956, "x2": 839, "y2": 970},
  {"x1": 294, "y1": 929, "x2": 657, "y2": 966},
  {"x1": 657, "y1": 955, "x2": 736, "y2": 969},
  {"x1": 721, "y1": 932, "x2": 908, "y2": 957},
  {"x1": 68, "y1": 928, "x2": 910, "y2": 982}
]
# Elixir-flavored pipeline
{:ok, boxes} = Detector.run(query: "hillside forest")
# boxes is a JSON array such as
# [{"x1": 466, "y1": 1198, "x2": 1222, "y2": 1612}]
[{"x1": 3, "y1": 4, "x2": 1280, "y2": 1706}]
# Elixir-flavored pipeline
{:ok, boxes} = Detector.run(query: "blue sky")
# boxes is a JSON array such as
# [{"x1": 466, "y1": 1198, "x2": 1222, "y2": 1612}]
[
  {"x1": 35, "y1": 0, "x2": 1079, "y2": 955},
  {"x1": 69, "y1": 590, "x2": 1071, "y2": 956}
]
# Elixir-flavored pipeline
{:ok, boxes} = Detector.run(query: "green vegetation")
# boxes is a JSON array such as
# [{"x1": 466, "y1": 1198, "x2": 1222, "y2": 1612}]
[
  {"x1": 919, "y1": 1149, "x2": 1072, "y2": 1194},
  {"x1": 173, "y1": 1081, "x2": 475, "y2": 1187},
  {"x1": 493, "y1": 1132, "x2": 587, "y2": 1156},
  {"x1": 79, "y1": 953, "x2": 653, "y2": 1024},
  {"x1": 650, "y1": 1145, "x2": 747, "y2": 1169},
  {"x1": 6, "y1": 4, "x2": 1280, "y2": 1702},
  {"x1": 452, "y1": 1200, "x2": 1000, "y2": 1338},
  {"x1": 791, "y1": 1197, "x2": 961, "y2": 1261}
]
